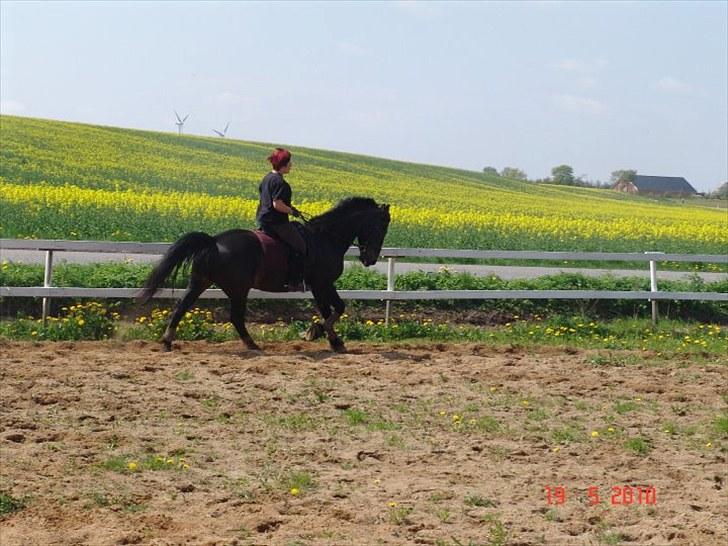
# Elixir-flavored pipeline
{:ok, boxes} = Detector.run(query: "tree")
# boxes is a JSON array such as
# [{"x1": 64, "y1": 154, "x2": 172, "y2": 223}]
[
  {"x1": 500, "y1": 167, "x2": 527, "y2": 180},
  {"x1": 610, "y1": 169, "x2": 637, "y2": 184},
  {"x1": 482, "y1": 166, "x2": 499, "y2": 176},
  {"x1": 551, "y1": 164, "x2": 575, "y2": 185},
  {"x1": 711, "y1": 181, "x2": 728, "y2": 199}
]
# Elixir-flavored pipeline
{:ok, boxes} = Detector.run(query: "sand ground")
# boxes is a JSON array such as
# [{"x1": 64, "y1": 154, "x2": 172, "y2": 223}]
[{"x1": 1, "y1": 340, "x2": 726, "y2": 546}]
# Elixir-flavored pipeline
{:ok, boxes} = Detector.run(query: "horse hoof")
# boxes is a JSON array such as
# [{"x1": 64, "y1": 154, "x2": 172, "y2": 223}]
[
  {"x1": 162, "y1": 340, "x2": 172, "y2": 352},
  {"x1": 246, "y1": 344, "x2": 262, "y2": 352},
  {"x1": 330, "y1": 338, "x2": 347, "y2": 353}
]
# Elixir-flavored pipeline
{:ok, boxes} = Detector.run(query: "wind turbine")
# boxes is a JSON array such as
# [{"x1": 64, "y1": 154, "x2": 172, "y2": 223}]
[
  {"x1": 213, "y1": 122, "x2": 230, "y2": 138},
  {"x1": 174, "y1": 110, "x2": 189, "y2": 135}
]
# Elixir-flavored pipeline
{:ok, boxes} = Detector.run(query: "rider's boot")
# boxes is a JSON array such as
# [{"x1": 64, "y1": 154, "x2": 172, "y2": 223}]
[{"x1": 286, "y1": 252, "x2": 306, "y2": 292}]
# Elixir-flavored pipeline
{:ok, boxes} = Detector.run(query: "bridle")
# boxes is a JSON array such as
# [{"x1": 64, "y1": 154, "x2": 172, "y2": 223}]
[
  {"x1": 297, "y1": 208, "x2": 386, "y2": 257},
  {"x1": 355, "y1": 223, "x2": 386, "y2": 258}
]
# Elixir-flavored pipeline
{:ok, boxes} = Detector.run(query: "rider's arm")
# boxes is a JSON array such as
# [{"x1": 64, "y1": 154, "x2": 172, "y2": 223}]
[{"x1": 272, "y1": 199, "x2": 295, "y2": 215}]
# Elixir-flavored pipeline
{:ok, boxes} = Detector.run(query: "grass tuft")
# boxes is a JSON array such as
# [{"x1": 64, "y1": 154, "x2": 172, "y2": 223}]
[{"x1": 0, "y1": 492, "x2": 26, "y2": 517}]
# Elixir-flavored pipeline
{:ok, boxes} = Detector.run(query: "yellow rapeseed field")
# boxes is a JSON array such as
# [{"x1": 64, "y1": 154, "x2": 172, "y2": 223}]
[{"x1": 1, "y1": 115, "x2": 725, "y2": 252}]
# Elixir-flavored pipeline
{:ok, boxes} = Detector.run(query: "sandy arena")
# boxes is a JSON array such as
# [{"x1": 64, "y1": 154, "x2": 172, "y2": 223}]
[{"x1": 1, "y1": 340, "x2": 726, "y2": 546}]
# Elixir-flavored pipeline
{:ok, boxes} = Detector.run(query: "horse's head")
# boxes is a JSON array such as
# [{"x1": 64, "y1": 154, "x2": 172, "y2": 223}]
[{"x1": 356, "y1": 203, "x2": 390, "y2": 266}]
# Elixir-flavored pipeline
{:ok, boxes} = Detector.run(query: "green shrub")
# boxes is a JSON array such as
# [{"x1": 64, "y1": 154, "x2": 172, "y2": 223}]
[
  {"x1": 127, "y1": 307, "x2": 229, "y2": 341},
  {"x1": 0, "y1": 301, "x2": 117, "y2": 340}
]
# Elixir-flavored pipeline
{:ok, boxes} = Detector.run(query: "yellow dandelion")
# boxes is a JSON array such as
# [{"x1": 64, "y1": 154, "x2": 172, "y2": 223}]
[
  {"x1": 607, "y1": 427, "x2": 615, "y2": 433},
  {"x1": 290, "y1": 487, "x2": 300, "y2": 496},
  {"x1": 128, "y1": 461, "x2": 138, "y2": 471},
  {"x1": 490, "y1": 386, "x2": 497, "y2": 392},
  {"x1": 706, "y1": 442, "x2": 712, "y2": 448},
  {"x1": 388, "y1": 501, "x2": 397, "y2": 508},
  {"x1": 591, "y1": 431, "x2": 599, "y2": 438},
  {"x1": 552, "y1": 447, "x2": 560, "y2": 452},
  {"x1": 77, "y1": 319, "x2": 85, "y2": 326}
]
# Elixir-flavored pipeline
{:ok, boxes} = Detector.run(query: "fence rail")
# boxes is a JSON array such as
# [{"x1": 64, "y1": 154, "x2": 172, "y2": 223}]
[
  {"x1": 1, "y1": 239, "x2": 726, "y2": 326},
  {"x1": 1, "y1": 287, "x2": 724, "y2": 302},
  {"x1": 3, "y1": 238, "x2": 727, "y2": 263}
]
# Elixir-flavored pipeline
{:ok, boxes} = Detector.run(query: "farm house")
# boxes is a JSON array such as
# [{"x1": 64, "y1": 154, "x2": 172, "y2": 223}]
[{"x1": 613, "y1": 175, "x2": 699, "y2": 197}]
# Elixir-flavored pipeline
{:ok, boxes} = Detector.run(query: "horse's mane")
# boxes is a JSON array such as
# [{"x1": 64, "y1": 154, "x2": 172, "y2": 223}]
[{"x1": 307, "y1": 197, "x2": 379, "y2": 233}]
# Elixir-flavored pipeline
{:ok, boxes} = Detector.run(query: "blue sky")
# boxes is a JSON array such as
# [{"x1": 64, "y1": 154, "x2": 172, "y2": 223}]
[{"x1": 1, "y1": 1, "x2": 726, "y2": 191}]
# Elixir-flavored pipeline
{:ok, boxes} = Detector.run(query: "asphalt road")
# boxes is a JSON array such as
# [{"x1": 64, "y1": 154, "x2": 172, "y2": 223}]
[{"x1": 1, "y1": 249, "x2": 724, "y2": 282}]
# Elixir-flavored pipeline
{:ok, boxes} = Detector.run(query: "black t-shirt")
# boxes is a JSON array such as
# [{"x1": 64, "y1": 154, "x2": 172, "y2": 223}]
[{"x1": 256, "y1": 171, "x2": 292, "y2": 226}]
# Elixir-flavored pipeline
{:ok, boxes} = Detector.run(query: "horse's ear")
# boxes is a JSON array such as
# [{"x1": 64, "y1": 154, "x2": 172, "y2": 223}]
[{"x1": 381, "y1": 204, "x2": 390, "y2": 212}]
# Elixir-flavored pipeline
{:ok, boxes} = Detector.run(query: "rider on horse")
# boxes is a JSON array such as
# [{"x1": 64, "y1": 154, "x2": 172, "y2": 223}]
[{"x1": 255, "y1": 148, "x2": 307, "y2": 290}]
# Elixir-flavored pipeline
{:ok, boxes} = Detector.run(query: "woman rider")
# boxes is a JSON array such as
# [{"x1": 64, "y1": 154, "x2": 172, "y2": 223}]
[{"x1": 255, "y1": 148, "x2": 307, "y2": 289}]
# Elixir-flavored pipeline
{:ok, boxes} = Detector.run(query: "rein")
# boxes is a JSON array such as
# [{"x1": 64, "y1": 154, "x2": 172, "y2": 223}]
[{"x1": 297, "y1": 208, "x2": 371, "y2": 254}]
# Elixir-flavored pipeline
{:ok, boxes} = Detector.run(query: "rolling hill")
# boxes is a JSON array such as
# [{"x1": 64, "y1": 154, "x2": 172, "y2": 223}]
[{"x1": 1, "y1": 115, "x2": 724, "y2": 253}]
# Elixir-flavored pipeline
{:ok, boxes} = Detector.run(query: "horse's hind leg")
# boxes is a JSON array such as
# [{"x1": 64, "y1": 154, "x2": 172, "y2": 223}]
[
  {"x1": 162, "y1": 281, "x2": 209, "y2": 351},
  {"x1": 230, "y1": 295, "x2": 261, "y2": 351}
]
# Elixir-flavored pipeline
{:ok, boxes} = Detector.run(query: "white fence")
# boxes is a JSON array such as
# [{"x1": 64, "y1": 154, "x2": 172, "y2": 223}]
[{"x1": 1, "y1": 239, "x2": 726, "y2": 325}]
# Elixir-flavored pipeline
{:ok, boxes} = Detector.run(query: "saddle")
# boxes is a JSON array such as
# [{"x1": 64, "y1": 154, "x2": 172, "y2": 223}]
[{"x1": 253, "y1": 222, "x2": 311, "y2": 292}]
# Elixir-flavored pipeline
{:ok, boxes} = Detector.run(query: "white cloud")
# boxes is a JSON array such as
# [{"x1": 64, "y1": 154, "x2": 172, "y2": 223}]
[
  {"x1": 551, "y1": 58, "x2": 607, "y2": 73},
  {"x1": 552, "y1": 59, "x2": 584, "y2": 72},
  {"x1": 576, "y1": 76, "x2": 597, "y2": 89},
  {"x1": 393, "y1": 0, "x2": 441, "y2": 19},
  {"x1": 552, "y1": 94, "x2": 606, "y2": 115},
  {"x1": 0, "y1": 99, "x2": 26, "y2": 114},
  {"x1": 654, "y1": 77, "x2": 694, "y2": 95},
  {"x1": 336, "y1": 41, "x2": 367, "y2": 57}
]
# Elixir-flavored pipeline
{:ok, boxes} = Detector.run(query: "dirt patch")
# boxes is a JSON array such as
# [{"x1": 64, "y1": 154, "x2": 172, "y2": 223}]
[{"x1": 1, "y1": 340, "x2": 726, "y2": 545}]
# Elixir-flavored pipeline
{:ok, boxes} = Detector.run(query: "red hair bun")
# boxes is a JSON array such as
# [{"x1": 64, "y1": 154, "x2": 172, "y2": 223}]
[{"x1": 268, "y1": 148, "x2": 291, "y2": 170}]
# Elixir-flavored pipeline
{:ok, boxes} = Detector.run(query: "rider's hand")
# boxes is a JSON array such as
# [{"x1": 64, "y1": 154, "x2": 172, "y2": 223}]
[{"x1": 290, "y1": 206, "x2": 302, "y2": 218}]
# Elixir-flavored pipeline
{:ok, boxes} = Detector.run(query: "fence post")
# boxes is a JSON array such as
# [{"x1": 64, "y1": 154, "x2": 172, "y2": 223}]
[
  {"x1": 645, "y1": 252, "x2": 663, "y2": 327},
  {"x1": 385, "y1": 257, "x2": 396, "y2": 326},
  {"x1": 42, "y1": 250, "x2": 54, "y2": 326}
]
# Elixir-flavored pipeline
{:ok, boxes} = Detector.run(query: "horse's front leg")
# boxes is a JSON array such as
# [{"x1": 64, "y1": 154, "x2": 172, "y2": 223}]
[{"x1": 321, "y1": 286, "x2": 346, "y2": 353}]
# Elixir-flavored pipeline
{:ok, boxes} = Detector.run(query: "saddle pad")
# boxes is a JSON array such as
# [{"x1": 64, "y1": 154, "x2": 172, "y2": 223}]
[{"x1": 253, "y1": 230, "x2": 288, "y2": 274}]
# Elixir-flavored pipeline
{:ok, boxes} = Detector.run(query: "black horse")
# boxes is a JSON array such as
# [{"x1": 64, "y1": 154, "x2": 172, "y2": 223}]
[{"x1": 138, "y1": 197, "x2": 390, "y2": 353}]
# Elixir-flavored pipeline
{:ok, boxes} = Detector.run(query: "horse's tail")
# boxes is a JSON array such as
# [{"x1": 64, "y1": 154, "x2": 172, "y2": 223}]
[{"x1": 137, "y1": 232, "x2": 218, "y2": 305}]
